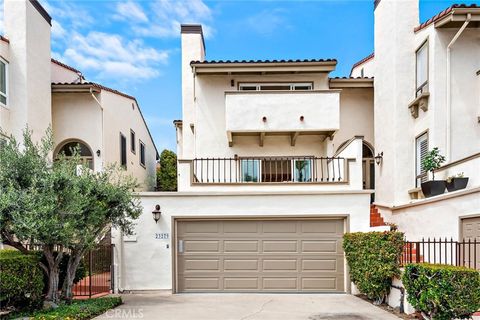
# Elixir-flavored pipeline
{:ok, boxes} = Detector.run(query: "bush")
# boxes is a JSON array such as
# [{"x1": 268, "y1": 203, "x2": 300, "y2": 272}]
[
  {"x1": 403, "y1": 263, "x2": 480, "y2": 320},
  {"x1": 0, "y1": 250, "x2": 44, "y2": 310},
  {"x1": 343, "y1": 231, "x2": 404, "y2": 301},
  {"x1": 7, "y1": 296, "x2": 122, "y2": 320}
]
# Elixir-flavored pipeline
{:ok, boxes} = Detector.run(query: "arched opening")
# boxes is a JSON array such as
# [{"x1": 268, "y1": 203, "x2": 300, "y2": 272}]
[
  {"x1": 55, "y1": 140, "x2": 94, "y2": 170},
  {"x1": 362, "y1": 141, "x2": 375, "y2": 202}
]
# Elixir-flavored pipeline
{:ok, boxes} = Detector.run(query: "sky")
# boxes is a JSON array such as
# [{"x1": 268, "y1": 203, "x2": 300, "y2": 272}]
[{"x1": 1, "y1": 0, "x2": 477, "y2": 152}]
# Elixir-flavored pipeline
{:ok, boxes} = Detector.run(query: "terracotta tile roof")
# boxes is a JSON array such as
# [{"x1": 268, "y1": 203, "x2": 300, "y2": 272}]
[
  {"x1": 415, "y1": 4, "x2": 480, "y2": 32},
  {"x1": 51, "y1": 58, "x2": 82, "y2": 74},
  {"x1": 190, "y1": 59, "x2": 337, "y2": 65},
  {"x1": 0, "y1": 35, "x2": 9, "y2": 43},
  {"x1": 350, "y1": 53, "x2": 374, "y2": 74},
  {"x1": 330, "y1": 76, "x2": 374, "y2": 80}
]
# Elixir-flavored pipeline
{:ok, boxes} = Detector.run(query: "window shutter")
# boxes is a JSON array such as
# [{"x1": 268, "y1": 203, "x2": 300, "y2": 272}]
[{"x1": 416, "y1": 133, "x2": 428, "y2": 186}]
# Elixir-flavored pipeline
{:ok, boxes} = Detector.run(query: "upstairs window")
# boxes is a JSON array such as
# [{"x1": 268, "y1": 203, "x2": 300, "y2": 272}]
[
  {"x1": 239, "y1": 82, "x2": 313, "y2": 91},
  {"x1": 130, "y1": 130, "x2": 136, "y2": 154},
  {"x1": 120, "y1": 133, "x2": 127, "y2": 168},
  {"x1": 0, "y1": 58, "x2": 7, "y2": 106},
  {"x1": 416, "y1": 41, "x2": 429, "y2": 97},
  {"x1": 415, "y1": 132, "x2": 428, "y2": 187},
  {"x1": 139, "y1": 140, "x2": 146, "y2": 168}
]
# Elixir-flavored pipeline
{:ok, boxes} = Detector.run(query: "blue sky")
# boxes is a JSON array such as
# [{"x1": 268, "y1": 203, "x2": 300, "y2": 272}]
[{"x1": 3, "y1": 0, "x2": 477, "y2": 152}]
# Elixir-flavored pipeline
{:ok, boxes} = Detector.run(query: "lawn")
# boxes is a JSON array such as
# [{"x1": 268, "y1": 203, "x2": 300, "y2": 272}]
[{"x1": 7, "y1": 297, "x2": 122, "y2": 320}]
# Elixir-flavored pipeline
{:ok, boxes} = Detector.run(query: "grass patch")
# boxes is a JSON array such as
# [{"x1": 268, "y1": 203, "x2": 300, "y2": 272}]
[{"x1": 7, "y1": 297, "x2": 122, "y2": 320}]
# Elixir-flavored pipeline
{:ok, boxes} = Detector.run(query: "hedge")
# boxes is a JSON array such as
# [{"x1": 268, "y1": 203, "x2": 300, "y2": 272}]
[
  {"x1": 403, "y1": 263, "x2": 480, "y2": 320},
  {"x1": 0, "y1": 250, "x2": 44, "y2": 310},
  {"x1": 343, "y1": 231, "x2": 404, "y2": 301}
]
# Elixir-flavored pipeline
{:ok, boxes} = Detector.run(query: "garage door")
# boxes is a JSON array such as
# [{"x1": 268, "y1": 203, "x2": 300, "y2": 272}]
[
  {"x1": 461, "y1": 217, "x2": 480, "y2": 270},
  {"x1": 175, "y1": 218, "x2": 345, "y2": 293}
]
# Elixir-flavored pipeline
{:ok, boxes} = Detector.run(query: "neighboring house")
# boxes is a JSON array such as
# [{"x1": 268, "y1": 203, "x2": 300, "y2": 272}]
[
  {"x1": 0, "y1": 0, "x2": 158, "y2": 190},
  {"x1": 352, "y1": 2, "x2": 479, "y2": 243},
  {"x1": 114, "y1": 25, "x2": 375, "y2": 293}
]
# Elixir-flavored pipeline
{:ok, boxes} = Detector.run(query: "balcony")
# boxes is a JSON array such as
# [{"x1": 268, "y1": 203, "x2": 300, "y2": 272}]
[
  {"x1": 225, "y1": 90, "x2": 340, "y2": 146},
  {"x1": 191, "y1": 156, "x2": 347, "y2": 184}
]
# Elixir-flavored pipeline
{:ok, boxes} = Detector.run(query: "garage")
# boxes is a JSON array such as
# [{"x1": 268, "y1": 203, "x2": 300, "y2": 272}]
[
  {"x1": 174, "y1": 218, "x2": 345, "y2": 293},
  {"x1": 461, "y1": 216, "x2": 480, "y2": 269}
]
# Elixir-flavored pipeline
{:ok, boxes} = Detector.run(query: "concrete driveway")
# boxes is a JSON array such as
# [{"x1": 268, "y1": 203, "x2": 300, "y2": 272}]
[{"x1": 95, "y1": 292, "x2": 401, "y2": 320}]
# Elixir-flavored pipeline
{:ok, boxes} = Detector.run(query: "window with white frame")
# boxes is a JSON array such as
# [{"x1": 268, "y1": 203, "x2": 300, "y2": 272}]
[
  {"x1": 238, "y1": 82, "x2": 313, "y2": 91},
  {"x1": 415, "y1": 132, "x2": 428, "y2": 187},
  {"x1": 416, "y1": 41, "x2": 428, "y2": 97},
  {"x1": 0, "y1": 58, "x2": 7, "y2": 105}
]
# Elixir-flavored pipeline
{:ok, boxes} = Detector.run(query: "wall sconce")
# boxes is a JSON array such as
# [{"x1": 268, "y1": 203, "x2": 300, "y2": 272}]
[
  {"x1": 230, "y1": 79, "x2": 235, "y2": 87},
  {"x1": 300, "y1": 116, "x2": 304, "y2": 122},
  {"x1": 374, "y1": 152, "x2": 384, "y2": 165},
  {"x1": 152, "y1": 204, "x2": 161, "y2": 223},
  {"x1": 96, "y1": 150, "x2": 101, "y2": 157},
  {"x1": 262, "y1": 116, "x2": 267, "y2": 122}
]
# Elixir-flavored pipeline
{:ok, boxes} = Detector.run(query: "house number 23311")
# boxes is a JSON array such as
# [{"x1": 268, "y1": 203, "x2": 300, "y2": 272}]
[{"x1": 155, "y1": 233, "x2": 169, "y2": 240}]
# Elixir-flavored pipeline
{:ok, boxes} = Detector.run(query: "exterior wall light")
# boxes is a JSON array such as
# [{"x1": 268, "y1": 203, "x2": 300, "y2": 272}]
[
  {"x1": 375, "y1": 152, "x2": 384, "y2": 165},
  {"x1": 262, "y1": 116, "x2": 267, "y2": 122},
  {"x1": 300, "y1": 116, "x2": 304, "y2": 121},
  {"x1": 96, "y1": 150, "x2": 101, "y2": 157},
  {"x1": 152, "y1": 205, "x2": 161, "y2": 223}
]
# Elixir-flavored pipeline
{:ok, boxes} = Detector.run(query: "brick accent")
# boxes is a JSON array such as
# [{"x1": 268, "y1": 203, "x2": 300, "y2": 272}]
[{"x1": 370, "y1": 204, "x2": 386, "y2": 227}]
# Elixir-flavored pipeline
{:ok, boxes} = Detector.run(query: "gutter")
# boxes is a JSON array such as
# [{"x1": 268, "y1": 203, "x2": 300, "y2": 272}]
[
  {"x1": 90, "y1": 88, "x2": 104, "y2": 171},
  {"x1": 446, "y1": 13, "x2": 471, "y2": 161}
]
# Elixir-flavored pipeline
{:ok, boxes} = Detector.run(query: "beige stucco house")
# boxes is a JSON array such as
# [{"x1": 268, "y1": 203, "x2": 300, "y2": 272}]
[
  {"x1": 114, "y1": 0, "x2": 479, "y2": 297},
  {"x1": 0, "y1": 0, "x2": 158, "y2": 190}
]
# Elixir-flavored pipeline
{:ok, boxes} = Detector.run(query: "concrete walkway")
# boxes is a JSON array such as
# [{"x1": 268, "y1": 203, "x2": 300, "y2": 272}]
[{"x1": 95, "y1": 292, "x2": 401, "y2": 320}]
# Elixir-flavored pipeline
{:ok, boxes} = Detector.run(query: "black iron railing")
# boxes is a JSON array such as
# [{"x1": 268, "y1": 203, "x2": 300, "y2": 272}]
[
  {"x1": 401, "y1": 238, "x2": 479, "y2": 270},
  {"x1": 192, "y1": 156, "x2": 346, "y2": 184}
]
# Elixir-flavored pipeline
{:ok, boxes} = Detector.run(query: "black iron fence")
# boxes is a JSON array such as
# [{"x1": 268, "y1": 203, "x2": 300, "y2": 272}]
[
  {"x1": 192, "y1": 156, "x2": 346, "y2": 184},
  {"x1": 401, "y1": 238, "x2": 479, "y2": 270}
]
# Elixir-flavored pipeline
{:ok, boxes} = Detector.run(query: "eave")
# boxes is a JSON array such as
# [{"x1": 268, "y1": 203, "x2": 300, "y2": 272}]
[
  {"x1": 191, "y1": 61, "x2": 337, "y2": 75},
  {"x1": 329, "y1": 78, "x2": 374, "y2": 89}
]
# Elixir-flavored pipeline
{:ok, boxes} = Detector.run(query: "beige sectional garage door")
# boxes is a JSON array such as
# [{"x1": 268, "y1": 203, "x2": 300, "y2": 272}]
[
  {"x1": 462, "y1": 217, "x2": 480, "y2": 269},
  {"x1": 176, "y1": 218, "x2": 345, "y2": 293}
]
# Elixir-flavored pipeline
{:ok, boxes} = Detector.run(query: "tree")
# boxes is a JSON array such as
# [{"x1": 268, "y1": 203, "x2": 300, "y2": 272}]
[
  {"x1": 0, "y1": 129, "x2": 141, "y2": 303},
  {"x1": 157, "y1": 149, "x2": 177, "y2": 191},
  {"x1": 422, "y1": 147, "x2": 446, "y2": 180}
]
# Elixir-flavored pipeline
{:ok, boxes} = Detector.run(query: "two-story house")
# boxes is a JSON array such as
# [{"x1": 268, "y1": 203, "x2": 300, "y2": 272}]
[
  {"x1": 114, "y1": 24, "x2": 376, "y2": 294},
  {"x1": 0, "y1": 0, "x2": 158, "y2": 190}
]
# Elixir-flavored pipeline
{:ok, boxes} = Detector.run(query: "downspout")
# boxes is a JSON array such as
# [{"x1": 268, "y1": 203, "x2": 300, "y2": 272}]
[
  {"x1": 90, "y1": 88, "x2": 104, "y2": 172},
  {"x1": 446, "y1": 13, "x2": 471, "y2": 161}
]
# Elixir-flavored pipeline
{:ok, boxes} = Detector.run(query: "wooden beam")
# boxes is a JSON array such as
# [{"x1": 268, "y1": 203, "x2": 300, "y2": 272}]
[
  {"x1": 227, "y1": 132, "x2": 233, "y2": 147},
  {"x1": 259, "y1": 132, "x2": 265, "y2": 147},
  {"x1": 291, "y1": 132, "x2": 300, "y2": 146}
]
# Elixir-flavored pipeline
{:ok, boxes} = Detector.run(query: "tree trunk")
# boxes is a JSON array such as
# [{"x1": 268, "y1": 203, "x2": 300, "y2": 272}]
[
  {"x1": 43, "y1": 246, "x2": 63, "y2": 303},
  {"x1": 61, "y1": 250, "x2": 84, "y2": 302}
]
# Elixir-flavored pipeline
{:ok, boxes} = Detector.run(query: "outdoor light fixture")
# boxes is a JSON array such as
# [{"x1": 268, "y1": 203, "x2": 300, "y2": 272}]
[
  {"x1": 262, "y1": 116, "x2": 267, "y2": 122},
  {"x1": 96, "y1": 150, "x2": 101, "y2": 157},
  {"x1": 375, "y1": 152, "x2": 384, "y2": 165},
  {"x1": 152, "y1": 205, "x2": 161, "y2": 223}
]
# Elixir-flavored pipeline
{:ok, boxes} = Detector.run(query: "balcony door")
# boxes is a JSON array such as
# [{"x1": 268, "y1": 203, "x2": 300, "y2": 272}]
[{"x1": 241, "y1": 158, "x2": 313, "y2": 183}]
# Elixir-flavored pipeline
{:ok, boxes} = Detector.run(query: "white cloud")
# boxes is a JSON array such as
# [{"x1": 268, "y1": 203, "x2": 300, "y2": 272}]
[
  {"x1": 58, "y1": 32, "x2": 169, "y2": 81},
  {"x1": 245, "y1": 9, "x2": 290, "y2": 36},
  {"x1": 52, "y1": 20, "x2": 66, "y2": 39},
  {"x1": 145, "y1": 115, "x2": 174, "y2": 127},
  {"x1": 134, "y1": 0, "x2": 214, "y2": 38},
  {"x1": 114, "y1": 1, "x2": 148, "y2": 23},
  {"x1": 0, "y1": 0, "x2": 4, "y2": 35}
]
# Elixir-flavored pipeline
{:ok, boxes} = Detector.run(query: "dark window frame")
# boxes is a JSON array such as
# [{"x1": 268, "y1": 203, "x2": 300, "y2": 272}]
[
  {"x1": 120, "y1": 133, "x2": 127, "y2": 169},
  {"x1": 139, "y1": 140, "x2": 146, "y2": 168},
  {"x1": 130, "y1": 129, "x2": 136, "y2": 154},
  {"x1": 415, "y1": 39, "x2": 429, "y2": 97}
]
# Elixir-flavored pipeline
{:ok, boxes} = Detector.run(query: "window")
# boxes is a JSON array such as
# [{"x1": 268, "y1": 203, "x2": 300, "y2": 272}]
[
  {"x1": 239, "y1": 82, "x2": 313, "y2": 91},
  {"x1": 0, "y1": 58, "x2": 7, "y2": 105},
  {"x1": 130, "y1": 130, "x2": 136, "y2": 154},
  {"x1": 262, "y1": 159, "x2": 292, "y2": 182},
  {"x1": 416, "y1": 41, "x2": 428, "y2": 97},
  {"x1": 139, "y1": 140, "x2": 146, "y2": 168},
  {"x1": 120, "y1": 133, "x2": 127, "y2": 168},
  {"x1": 415, "y1": 132, "x2": 428, "y2": 187},
  {"x1": 294, "y1": 159, "x2": 312, "y2": 182},
  {"x1": 241, "y1": 159, "x2": 260, "y2": 182},
  {"x1": 56, "y1": 141, "x2": 94, "y2": 170}
]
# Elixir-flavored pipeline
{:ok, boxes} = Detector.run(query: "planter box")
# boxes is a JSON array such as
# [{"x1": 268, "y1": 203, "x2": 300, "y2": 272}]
[
  {"x1": 421, "y1": 180, "x2": 446, "y2": 198},
  {"x1": 446, "y1": 177, "x2": 469, "y2": 192}
]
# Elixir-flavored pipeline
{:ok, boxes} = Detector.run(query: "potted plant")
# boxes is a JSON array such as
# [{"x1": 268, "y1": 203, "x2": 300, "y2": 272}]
[
  {"x1": 421, "y1": 147, "x2": 446, "y2": 197},
  {"x1": 446, "y1": 172, "x2": 469, "y2": 192}
]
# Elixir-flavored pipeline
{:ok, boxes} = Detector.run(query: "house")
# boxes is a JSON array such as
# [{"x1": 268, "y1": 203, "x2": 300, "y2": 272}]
[
  {"x1": 0, "y1": 0, "x2": 158, "y2": 190},
  {"x1": 114, "y1": 0, "x2": 479, "y2": 295}
]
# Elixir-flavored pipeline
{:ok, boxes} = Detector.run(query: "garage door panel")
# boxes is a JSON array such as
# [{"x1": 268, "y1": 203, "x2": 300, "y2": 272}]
[{"x1": 177, "y1": 218, "x2": 345, "y2": 293}]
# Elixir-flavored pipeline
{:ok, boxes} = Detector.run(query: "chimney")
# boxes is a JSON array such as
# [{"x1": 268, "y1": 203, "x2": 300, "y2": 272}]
[{"x1": 4, "y1": 0, "x2": 52, "y2": 143}]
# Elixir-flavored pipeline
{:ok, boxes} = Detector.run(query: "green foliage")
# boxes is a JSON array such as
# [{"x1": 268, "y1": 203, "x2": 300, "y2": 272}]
[
  {"x1": 7, "y1": 297, "x2": 122, "y2": 320},
  {"x1": 157, "y1": 149, "x2": 177, "y2": 191},
  {"x1": 403, "y1": 263, "x2": 480, "y2": 320},
  {"x1": 343, "y1": 231, "x2": 404, "y2": 301},
  {"x1": 0, "y1": 250, "x2": 44, "y2": 310},
  {"x1": 421, "y1": 147, "x2": 445, "y2": 180},
  {"x1": 34, "y1": 252, "x2": 86, "y2": 292}
]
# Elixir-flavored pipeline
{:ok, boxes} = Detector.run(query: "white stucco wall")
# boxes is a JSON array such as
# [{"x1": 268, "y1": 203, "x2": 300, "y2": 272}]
[
  {"x1": 350, "y1": 57, "x2": 375, "y2": 78},
  {"x1": 4, "y1": 0, "x2": 51, "y2": 143},
  {"x1": 51, "y1": 62, "x2": 82, "y2": 84},
  {"x1": 112, "y1": 191, "x2": 372, "y2": 292}
]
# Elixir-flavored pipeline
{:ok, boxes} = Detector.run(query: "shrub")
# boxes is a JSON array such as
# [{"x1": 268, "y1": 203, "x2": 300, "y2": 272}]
[
  {"x1": 0, "y1": 250, "x2": 44, "y2": 310},
  {"x1": 343, "y1": 231, "x2": 404, "y2": 301},
  {"x1": 403, "y1": 263, "x2": 480, "y2": 320}
]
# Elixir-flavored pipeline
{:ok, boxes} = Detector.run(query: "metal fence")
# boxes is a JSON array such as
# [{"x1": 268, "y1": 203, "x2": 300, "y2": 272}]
[
  {"x1": 72, "y1": 244, "x2": 114, "y2": 297},
  {"x1": 401, "y1": 238, "x2": 479, "y2": 270},
  {"x1": 192, "y1": 156, "x2": 346, "y2": 184}
]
